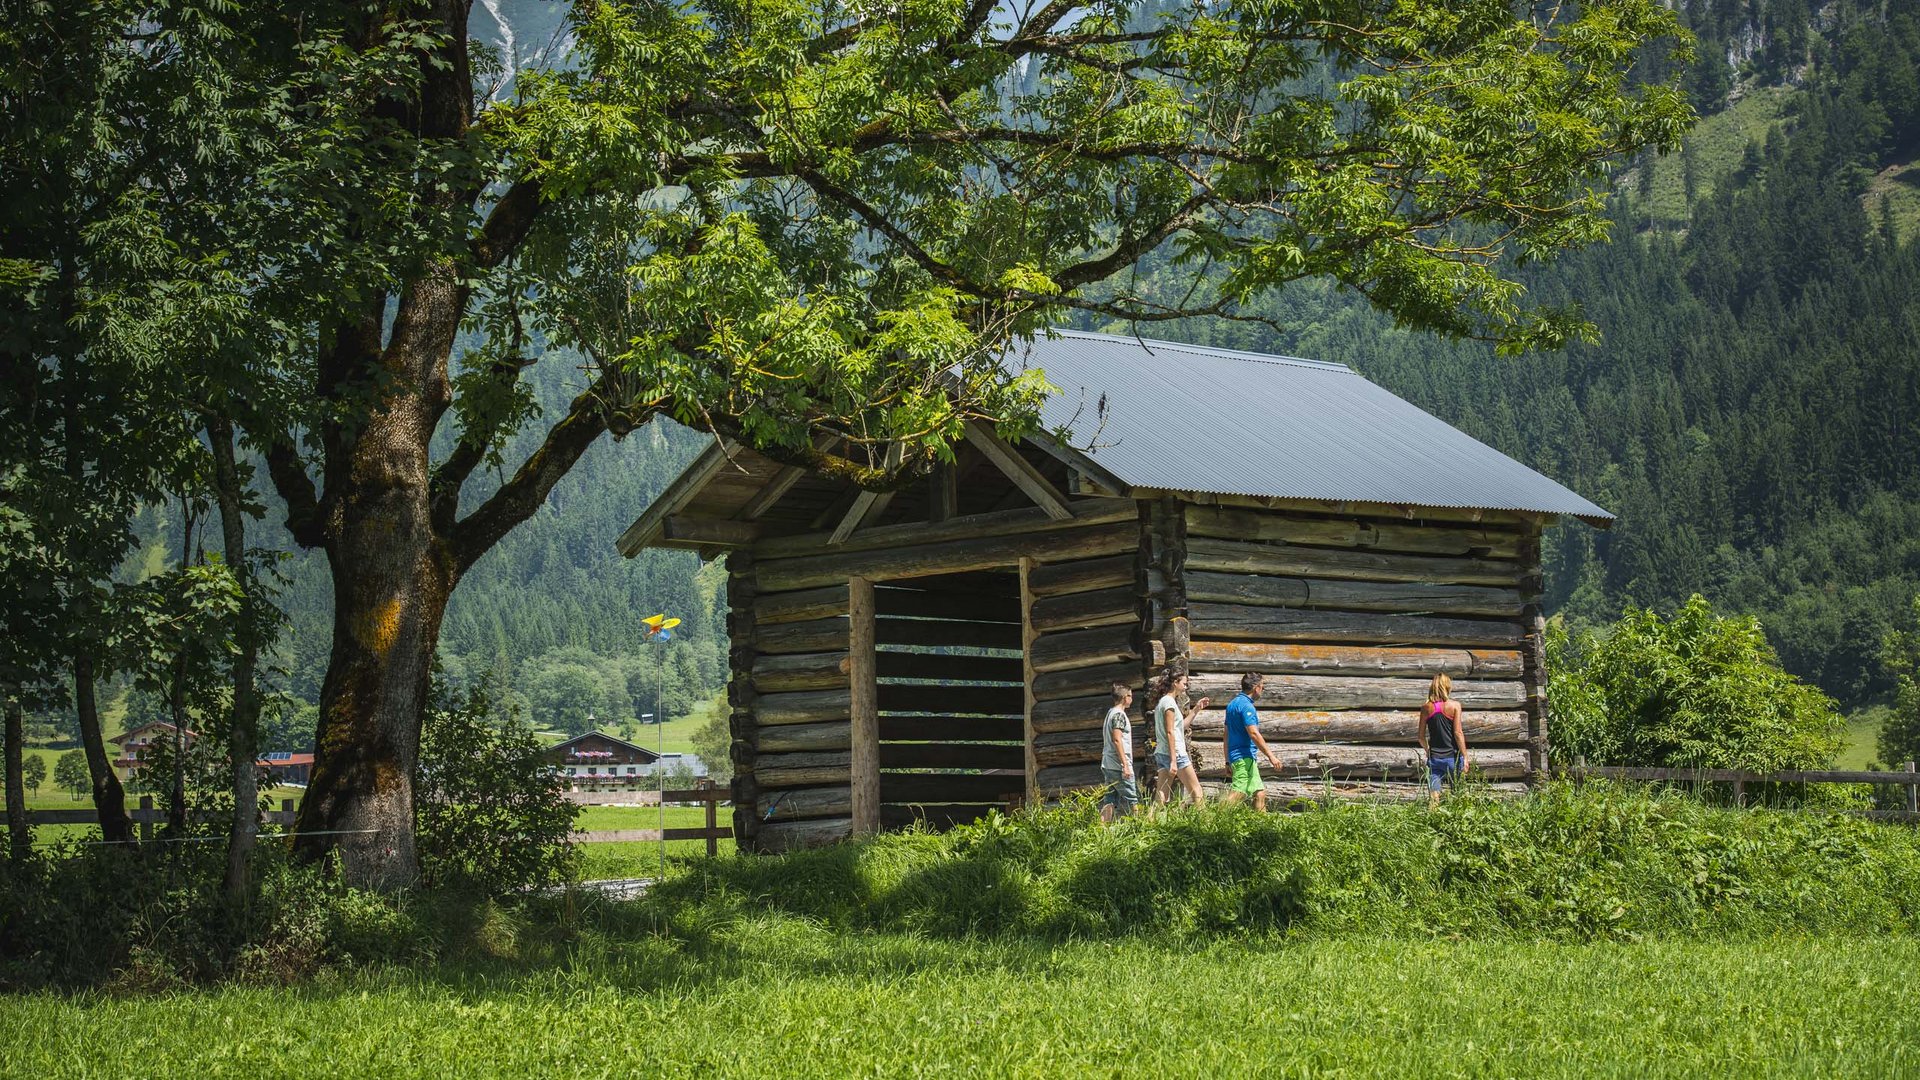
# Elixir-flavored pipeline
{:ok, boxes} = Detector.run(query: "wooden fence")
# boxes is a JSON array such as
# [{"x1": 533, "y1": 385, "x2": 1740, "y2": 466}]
[
  {"x1": 24, "y1": 782, "x2": 736, "y2": 856},
  {"x1": 1567, "y1": 759, "x2": 1920, "y2": 822}
]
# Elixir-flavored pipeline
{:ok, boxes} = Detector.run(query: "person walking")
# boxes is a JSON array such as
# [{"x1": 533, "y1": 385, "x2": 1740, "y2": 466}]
[
  {"x1": 1100, "y1": 683, "x2": 1137, "y2": 822},
  {"x1": 1150, "y1": 667, "x2": 1207, "y2": 808},
  {"x1": 1222, "y1": 672, "x2": 1284, "y2": 810},
  {"x1": 1419, "y1": 673, "x2": 1469, "y2": 807}
]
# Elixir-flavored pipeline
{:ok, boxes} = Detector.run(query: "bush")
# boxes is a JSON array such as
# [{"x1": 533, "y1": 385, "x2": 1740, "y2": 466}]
[
  {"x1": 415, "y1": 672, "x2": 578, "y2": 896},
  {"x1": 1548, "y1": 596, "x2": 1844, "y2": 771},
  {"x1": 1879, "y1": 596, "x2": 1920, "y2": 770}
]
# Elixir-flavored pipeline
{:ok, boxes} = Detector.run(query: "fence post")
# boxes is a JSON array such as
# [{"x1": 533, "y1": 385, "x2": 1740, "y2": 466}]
[
  {"x1": 138, "y1": 794, "x2": 152, "y2": 844},
  {"x1": 281, "y1": 798, "x2": 295, "y2": 830},
  {"x1": 1573, "y1": 755, "x2": 1585, "y2": 785},
  {"x1": 1733, "y1": 778, "x2": 1746, "y2": 809},
  {"x1": 700, "y1": 777, "x2": 718, "y2": 857},
  {"x1": 1905, "y1": 762, "x2": 1917, "y2": 817}
]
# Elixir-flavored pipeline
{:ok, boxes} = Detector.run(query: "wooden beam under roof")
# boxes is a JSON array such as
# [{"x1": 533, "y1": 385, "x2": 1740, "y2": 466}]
[
  {"x1": 614, "y1": 438, "x2": 737, "y2": 556},
  {"x1": 829, "y1": 490, "x2": 895, "y2": 545},
  {"x1": 661, "y1": 515, "x2": 760, "y2": 547},
  {"x1": 961, "y1": 420, "x2": 1073, "y2": 521}
]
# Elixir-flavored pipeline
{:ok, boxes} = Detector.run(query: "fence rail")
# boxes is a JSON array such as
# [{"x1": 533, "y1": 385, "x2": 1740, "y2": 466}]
[{"x1": 1567, "y1": 759, "x2": 1920, "y2": 821}]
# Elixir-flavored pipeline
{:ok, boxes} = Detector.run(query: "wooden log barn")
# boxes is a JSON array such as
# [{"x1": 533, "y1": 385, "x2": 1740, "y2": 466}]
[{"x1": 616, "y1": 332, "x2": 1614, "y2": 852}]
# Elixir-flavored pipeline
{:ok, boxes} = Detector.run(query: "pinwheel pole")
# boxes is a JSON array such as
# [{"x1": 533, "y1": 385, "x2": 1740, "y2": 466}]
[{"x1": 640, "y1": 613, "x2": 679, "y2": 882}]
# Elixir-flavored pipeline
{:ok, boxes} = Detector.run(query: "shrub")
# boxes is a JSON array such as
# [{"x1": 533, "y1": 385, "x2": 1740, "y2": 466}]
[
  {"x1": 1879, "y1": 596, "x2": 1920, "y2": 770},
  {"x1": 415, "y1": 672, "x2": 578, "y2": 896},
  {"x1": 1548, "y1": 596, "x2": 1844, "y2": 771}
]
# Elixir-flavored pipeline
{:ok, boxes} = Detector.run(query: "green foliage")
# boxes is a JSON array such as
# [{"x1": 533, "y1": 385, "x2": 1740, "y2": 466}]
[
  {"x1": 415, "y1": 674, "x2": 578, "y2": 896},
  {"x1": 52, "y1": 750, "x2": 86, "y2": 798},
  {"x1": 1880, "y1": 597, "x2": 1920, "y2": 769},
  {"x1": 1547, "y1": 597, "x2": 1843, "y2": 770},
  {"x1": 21, "y1": 753, "x2": 45, "y2": 795},
  {"x1": 688, "y1": 693, "x2": 732, "y2": 783}
]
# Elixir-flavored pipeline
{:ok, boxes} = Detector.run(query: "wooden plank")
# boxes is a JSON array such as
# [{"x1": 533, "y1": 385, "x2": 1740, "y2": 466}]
[
  {"x1": 880, "y1": 772, "x2": 1025, "y2": 803},
  {"x1": 1032, "y1": 660, "x2": 1144, "y2": 702},
  {"x1": 1184, "y1": 571, "x2": 1524, "y2": 617},
  {"x1": 849, "y1": 577, "x2": 879, "y2": 835},
  {"x1": 1189, "y1": 603, "x2": 1523, "y2": 649},
  {"x1": 1185, "y1": 641, "x2": 1523, "y2": 679},
  {"x1": 757, "y1": 750, "x2": 853, "y2": 788},
  {"x1": 662, "y1": 514, "x2": 760, "y2": 547},
  {"x1": 752, "y1": 585, "x2": 848, "y2": 625},
  {"x1": 738, "y1": 463, "x2": 810, "y2": 521},
  {"x1": 876, "y1": 651, "x2": 1024, "y2": 683},
  {"x1": 1020, "y1": 556, "x2": 1040, "y2": 808},
  {"x1": 1026, "y1": 553, "x2": 1137, "y2": 598},
  {"x1": 962, "y1": 419, "x2": 1073, "y2": 520},
  {"x1": 616, "y1": 439, "x2": 734, "y2": 555},
  {"x1": 760, "y1": 785, "x2": 852, "y2": 822},
  {"x1": 879, "y1": 715, "x2": 1026, "y2": 742},
  {"x1": 1030, "y1": 694, "x2": 1113, "y2": 735},
  {"x1": 928, "y1": 462, "x2": 959, "y2": 523},
  {"x1": 880, "y1": 742, "x2": 1027, "y2": 771},
  {"x1": 1189, "y1": 709, "x2": 1530, "y2": 745},
  {"x1": 1030, "y1": 624, "x2": 1142, "y2": 674},
  {"x1": 1185, "y1": 505, "x2": 1524, "y2": 559},
  {"x1": 1157, "y1": 490, "x2": 1539, "y2": 527},
  {"x1": 1029, "y1": 584, "x2": 1139, "y2": 633},
  {"x1": 830, "y1": 490, "x2": 894, "y2": 545},
  {"x1": 878, "y1": 684, "x2": 1024, "y2": 715},
  {"x1": 1184, "y1": 536, "x2": 1525, "y2": 586},
  {"x1": 754, "y1": 616, "x2": 849, "y2": 655},
  {"x1": 1181, "y1": 744, "x2": 1529, "y2": 780},
  {"x1": 758, "y1": 817, "x2": 853, "y2": 851},
  {"x1": 755, "y1": 496, "x2": 1136, "y2": 559},
  {"x1": 1186, "y1": 673, "x2": 1527, "y2": 710},
  {"x1": 756, "y1": 720, "x2": 852, "y2": 753},
  {"x1": 751, "y1": 651, "x2": 850, "y2": 692},
  {"x1": 756, "y1": 521, "x2": 1138, "y2": 592},
  {"x1": 873, "y1": 587, "x2": 1020, "y2": 622},
  {"x1": 875, "y1": 618, "x2": 1023, "y2": 649},
  {"x1": 756, "y1": 689, "x2": 852, "y2": 726}
]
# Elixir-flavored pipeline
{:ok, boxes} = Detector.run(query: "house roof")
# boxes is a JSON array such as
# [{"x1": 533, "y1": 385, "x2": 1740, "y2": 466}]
[
  {"x1": 1011, "y1": 331, "x2": 1612, "y2": 525},
  {"x1": 544, "y1": 730, "x2": 663, "y2": 761},
  {"x1": 110, "y1": 720, "x2": 197, "y2": 745}
]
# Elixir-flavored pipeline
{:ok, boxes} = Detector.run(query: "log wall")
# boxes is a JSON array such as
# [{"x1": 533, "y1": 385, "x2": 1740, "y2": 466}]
[{"x1": 1176, "y1": 503, "x2": 1547, "y2": 805}]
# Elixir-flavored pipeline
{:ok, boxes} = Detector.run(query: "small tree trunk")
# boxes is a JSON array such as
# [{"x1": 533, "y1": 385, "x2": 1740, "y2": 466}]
[
  {"x1": 5, "y1": 686, "x2": 28, "y2": 861},
  {"x1": 166, "y1": 505, "x2": 194, "y2": 835},
  {"x1": 210, "y1": 418, "x2": 261, "y2": 903},
  {"x1": 73, "y1": 654, "x2": 132, "y2": 844}
]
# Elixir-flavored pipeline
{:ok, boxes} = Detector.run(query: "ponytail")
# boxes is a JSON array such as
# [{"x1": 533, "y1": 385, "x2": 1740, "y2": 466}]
[{"x1": 1427, "y1": 673, "x2": 1453, "y2": 704}]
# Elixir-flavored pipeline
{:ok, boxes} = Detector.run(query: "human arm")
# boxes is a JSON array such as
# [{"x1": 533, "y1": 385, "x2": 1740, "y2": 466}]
[
  {"x1": 1417, "y1": 705, "x2": 1428, "y2": 756},
  {"x1": 1111, "y1": 720, "x2": 1133, "y2": 779},
  {"x1": 1452, "y1": 703, "x2": 1469, "y2": 774},
  {"x1": 1248, "y1": 722, "x2": 1283, "y2": 770}
]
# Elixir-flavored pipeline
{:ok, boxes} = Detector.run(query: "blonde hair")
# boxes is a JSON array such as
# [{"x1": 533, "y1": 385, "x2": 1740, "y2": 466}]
[{"x1": 1427, "y1": 673, "x2": 1453, "y2": 704}]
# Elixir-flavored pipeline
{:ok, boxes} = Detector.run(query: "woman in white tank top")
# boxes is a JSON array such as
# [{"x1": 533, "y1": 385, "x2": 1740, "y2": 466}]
[{"x1": 1150, "y1": 667, "x2": 1209, "y2": 808}]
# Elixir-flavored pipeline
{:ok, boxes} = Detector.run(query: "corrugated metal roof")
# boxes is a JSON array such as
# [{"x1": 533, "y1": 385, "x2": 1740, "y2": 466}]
[{"x1": 1011, "y1": 330, "x2": 1613, "y2": 523}]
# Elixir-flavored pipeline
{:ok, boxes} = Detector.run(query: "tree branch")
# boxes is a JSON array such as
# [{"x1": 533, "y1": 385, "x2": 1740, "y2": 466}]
[
  {"x1": 261, "y1": 436, "x2": 327, "y2": 549},
  {"x1": 473, "y1": 177, "x2": 544, "y2": 270}
]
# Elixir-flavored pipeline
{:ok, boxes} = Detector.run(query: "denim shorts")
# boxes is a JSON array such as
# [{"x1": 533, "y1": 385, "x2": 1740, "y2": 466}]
[
  {"x1": 1101, "y1": 768, "x2": 1138, "y2": 814},
  {"x1": 1427, "y1": 753, "x2": 1462, "y2": 792},
  {"x1": 1153, "y1": 750, "x2": 1192, "y2": 772}
]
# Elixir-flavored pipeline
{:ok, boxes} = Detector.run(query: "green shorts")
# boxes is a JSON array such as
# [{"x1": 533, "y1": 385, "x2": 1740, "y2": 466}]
[{"x1": 1230, "y1": 757, "x2": 1262, "y2": 796}]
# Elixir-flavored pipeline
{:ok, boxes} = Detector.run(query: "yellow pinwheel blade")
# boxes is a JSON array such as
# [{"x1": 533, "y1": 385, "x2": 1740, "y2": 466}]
[
  {"x1": 659, "y1": 618, "x2": 681, "y2": 629},
  {"x1": 641, "y1": 614, "x2": 667, "y2": 627}
]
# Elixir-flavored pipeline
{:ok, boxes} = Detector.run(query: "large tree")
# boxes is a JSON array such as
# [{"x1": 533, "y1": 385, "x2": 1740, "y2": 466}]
[{"x1": 28, "y1": 0, "x2": 1690, "y2": 888}]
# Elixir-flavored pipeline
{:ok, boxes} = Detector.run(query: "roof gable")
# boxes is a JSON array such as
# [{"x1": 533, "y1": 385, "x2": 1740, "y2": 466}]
[{"x1": 545, "y1": 730, "x2": 662, "y2": 761}]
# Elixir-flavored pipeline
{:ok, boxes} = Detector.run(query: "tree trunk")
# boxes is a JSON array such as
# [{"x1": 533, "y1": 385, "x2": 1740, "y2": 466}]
[
  {"x1": 210, "y1": 418, "x2": 261, "y2": 903},
  {"x1": 73, "y1": 654, "x2": 132, "y2": 844},
  {"x1": 5, "y1": 686, "x2": 27, "y2": 861}
]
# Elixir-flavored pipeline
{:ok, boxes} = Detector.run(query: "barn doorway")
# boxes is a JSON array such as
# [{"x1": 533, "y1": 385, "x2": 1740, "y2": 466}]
[{"x1": 872, "y1": 569, "x2": 1026, "y2": 830}]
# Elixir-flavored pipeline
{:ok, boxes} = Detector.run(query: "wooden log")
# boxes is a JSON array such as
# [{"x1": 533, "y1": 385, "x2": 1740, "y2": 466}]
[
  {"x1": 755, "y1": 496, "x2": 1137, "y2": 559},
  {"x1": 896, "y1": 569, "x2": 1025, "y2": 596},
  {"x1": 1019, "y1": 556, "x2": 1041, "y2": 810},
  {"x1": 662, "y1": 514, "x2": 759, "y2": 547},
  {"x1": 760, "y1": 785, "x2": 852, "y2": 822},
  {"x1": 726, "y1": 552, "x2": 760, "y2": 848},
  {"x1": 1030, "y1": 624, "x2": 1142, "y2": 674},
  {"x1": 1027, "y1": 553, "x2": 1138, "y2": 598},
  {"x1": 880, "y1": 715, "x2": 1026, "y2": 742},
  {"x1": 1185, "y1": 536, "x2": 1523, "y2": 586},
  {"x1": 752, "y1": 585, "x2": 849, "y2": 625},
  {"x1": 1033, "y1": 729, "x2": 1150, "y2": 768},
  {"x1": 755, "y1": 721, "x2": 852, "y2": 753},
  {"x1": 1186, "y1": 641, "x2": 1523, "y2": 679},
  {"x1": 1186, "y1": 744, "x2": 1529, "y2": 780},
  {"x1": 881, "y1": 742, "x2": 1027, "y2": 771},
  {"x1": 1185, "y1": 505, "x2": 1523, "y2": 558},
  {"x1": 1189, "y1": 709, "x2": 1529, "y2": 745},
  {"x1": 756, "y1": 689, "x2": 852, "y2": 726},
  {"x1": 757, "y1": 751, "x2": 853, "y2": 788},
  {"x1": 849, "y1": 577, "x2": 879, "y2": 835},
  {"x1": 1168, "y1": 492, "x2": 1537, "y2": 527},
  {"x1": 1186, "y1": 673, "x2": 1526, "y2": 710},
  {"x1": 1184, "y1": 571, "x2": 1524, "y2": 617},
  {"x1": 754, "y1": 616, "x2": 848, "y2": 655},
  {"x1": 751, "y1": 651, "x2": 850, "y2": 693},
  {"x1": 755, "y1": 521, "x2": 1139, "y2": 592},
  {"x1": 1189, "y1": 603, "x2": 1523, "y2": 649},
  {"x1": 928, "y1": 462, "x2": 959, "y2": 523},
  {"x1": 1036, "y1": 763, "x2": 1106, "y2": 795},
  {"x1": 873, "y1": 587, "x2": 1020, "y2": 623},
  {"x1": 758, "y1": 817, "x2": 853, "y2": 851},
  {"x1": 879, "y1": 772, "x2": 1024, "y2": 803},
  {"x1": 1032, "y1": 660, "x2": 1145, "y2": 702},
  {"x1": 1197, "y1": 778, "x2": 1530, "y2": 802},
  {"x1": 875, "y1": 618, "x2": 1022, "y2": 649},
  {"x1": 878, "y1": 684, "x2": 1024, "y2": 715},
  {"x1": 1029, "y1": 584, "x2": 1140, "y2": 633},
  {"x1": 1030, "y1": 694, "x2": 1114, "y2": 734},
  {"x1": 876, "y1": 651, "x2": 1024, "y2": 683}
]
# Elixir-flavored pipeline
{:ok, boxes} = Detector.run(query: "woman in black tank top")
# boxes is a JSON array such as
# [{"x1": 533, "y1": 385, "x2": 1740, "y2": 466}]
[{"x1": 1419, "y1": 674, "x2": 1469, "y2": 807}]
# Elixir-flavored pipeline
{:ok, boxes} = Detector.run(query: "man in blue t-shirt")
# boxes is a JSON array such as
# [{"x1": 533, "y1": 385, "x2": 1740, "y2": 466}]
[{"x1": 1223, "y1": 672, "x2": 1284, "y2": 810}]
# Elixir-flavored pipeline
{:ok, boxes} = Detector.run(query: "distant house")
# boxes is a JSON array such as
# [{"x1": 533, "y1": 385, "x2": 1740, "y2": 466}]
[
  {"x1": 544, "y1": 731, "x2": 663, "y2": 789},
  {"x1": 258, "y1": 751, "x2": 314, "y2": 786},
  {"x1": 109, "y1": 720, "x2": 196, "y2": 778}
]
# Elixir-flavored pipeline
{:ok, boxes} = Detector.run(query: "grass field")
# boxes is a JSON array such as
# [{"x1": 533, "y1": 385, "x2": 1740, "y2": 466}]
[
  {"x1": 1839, "y1": 706, "x2": 1892, "y2": 770},
  {"x1": 1632, "y1": 86, "x2": 1793, "y2": 227},
  {"x1": 2, "y1": 927, "x2": 1915, "y2": 1078},
  {"x1": 572, "y1": 804, "x2": 736, "y2": 874}
]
